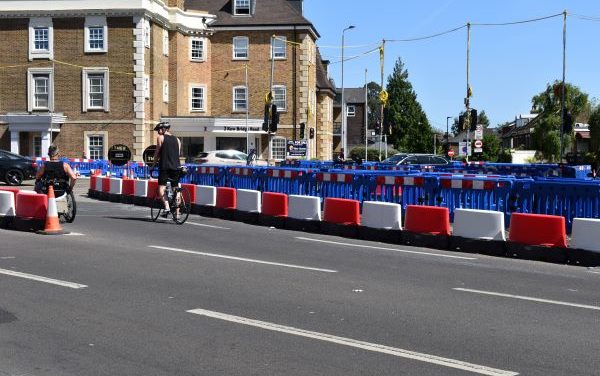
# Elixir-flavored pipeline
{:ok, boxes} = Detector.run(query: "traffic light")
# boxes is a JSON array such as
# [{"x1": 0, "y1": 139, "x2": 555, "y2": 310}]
[
  {"x1": 469, "y1": 109, "x2": 478, "y2": 132},
  {"x1": 458, "y1": 115, "x2": 465, "y2": 130},
  {"x1": 299, "y1": 122, "x2": 305, "y2": 139},
  {"x1": 375, "y1": 120, "x2": 381, "y2": 134},
  {"x1": 309, "y1": 127, "x2": 315, "y2": 139},
  {"x1": 262, "y1": 104, "x2": 270, "y2": 132},
  {"x1": 562, "y1": 108, "x2": 574, "y2": 134},
  {"x1": 270, "y1": 104, "x2": 279, "y2": 133}
]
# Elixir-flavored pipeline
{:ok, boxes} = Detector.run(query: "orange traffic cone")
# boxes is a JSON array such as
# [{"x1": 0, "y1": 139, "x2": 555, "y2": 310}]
[
  {"x1": 130, "y1": 168, "x2": 135, "y2": 179},
  {"x1": 38, "y1": 185, "x2": 67, "y2": 235},
  {"x1": 123, "y1": 168, "x2": 128, "y2": 179}
]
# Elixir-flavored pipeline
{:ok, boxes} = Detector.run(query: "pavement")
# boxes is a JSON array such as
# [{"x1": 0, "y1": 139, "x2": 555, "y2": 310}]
[{"x1": 0, "y1": 180, "x2": 599, "y2": 375}]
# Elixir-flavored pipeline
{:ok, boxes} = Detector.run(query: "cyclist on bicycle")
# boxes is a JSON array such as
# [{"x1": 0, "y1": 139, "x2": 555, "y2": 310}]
[
  {"x1": 151, "y1": 121, "x2": 181, "y2": 218},
  {"x1": 35, "y1": 145, "x2": 77, "y2": 194}
]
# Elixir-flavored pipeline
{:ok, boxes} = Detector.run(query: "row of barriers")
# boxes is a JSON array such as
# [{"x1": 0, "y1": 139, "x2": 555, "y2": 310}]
[
  {"x1": 86, "y1": 181, "x2": 600, "y2": 266},
  {"x1": 36, "y1": 158, "x2": 591, "y2": 180},
  {"x1": 140, "y1": 165, "x2": 600, "y2": 233}
]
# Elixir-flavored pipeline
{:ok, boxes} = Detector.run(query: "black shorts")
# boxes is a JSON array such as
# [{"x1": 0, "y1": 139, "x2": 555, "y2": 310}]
[{"x1": 158, "y1": 169, "x2": 180, "y2": 186}]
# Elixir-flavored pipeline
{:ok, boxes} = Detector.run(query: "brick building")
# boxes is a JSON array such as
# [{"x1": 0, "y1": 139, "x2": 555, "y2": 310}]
[
  {"x1": 333, "y1": 88, "x2": 367, "y2": 152},
  {"x1": 0, "y1": 0, "x2": 215, "y2": 160},
  {"x1": 166, "y1": 0, "x2": 334, "y2": 161},
  {"x1": 0, "y1": 0, "x2": 333, "y2": 161}
]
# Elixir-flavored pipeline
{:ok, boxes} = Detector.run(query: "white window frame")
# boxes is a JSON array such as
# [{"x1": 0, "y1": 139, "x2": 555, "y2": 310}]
[
  {"x1": 233, "y1": 0, "x2": 251, "y2": 16},
  {"x1": 271, "y1": 36, "x2": 286, "y2": 60},
  {"x1": 190, "y1": 37, "x2": 206, "y2": 62},
  {"x1": 29, "y1": 18, "x2": 53, "y2": 60},
  {"x1": 190, "y1": 84, "x2": 206, "y2": 112},
  {"x1": 84, "y1": 16, "x2": 108, "y2": 53},
  {"x1": 143, "y1": 18, "x2": 151, "y2": 48},
  {"x1": 270, "y1": 136, "x2": 287, "y2": 160},
  {"x1": 272, "y1": 85, "x2": 287, "y2": 111},
  {"x1": 27, "y1": 68, "x2": 54, "y2": 112},
  {"x1": 82, "y1": 68, "x2": 110, "y2": 112},
  {"x1": 163, "y1": 80, "x2": 169, "y2": 103},
  {"x1": 163, "y1": 28, "x2": 169, "y2": 56},
  {"x1": 143, "y1": 74, "x2": 150, "y2": 99},
  {"x1": 232, "y1": 86, "x2": 248, "y2": 113},
  {"x1": 232, "y1": 36, "x2": 249, "y2": 60},
  {"x1": 347, "y1": 105, "x2": 356, "y2": 117},
  {"x1": 86, "y1": 133, "x2": 107, "y2": 160}
]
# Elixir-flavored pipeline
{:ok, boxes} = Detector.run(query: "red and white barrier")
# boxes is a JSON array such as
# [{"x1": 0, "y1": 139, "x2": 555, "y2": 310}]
[
  {"x1": 508, "y1": 213, "x2": 567, "y2": 248},
  {"x1": 0, "y1": 191, "x2": 16, "y2": 218},
  {"x1": 134, "y1": 179, "x2": 148, "y2": 197},
  {"x1": 404, "y1": 205, "x2": 451, "y2": 236},
  {"x1": 362, "y1": 201, "x2": 402, "y2": 230},
  {"x1": 323, "y1": 198, "x2": 360, "y2": 225},
  {"x1": 236, "y1": 189, "x2": 261, "y2": 213},
  {"x1": 195, "y1": 185, "x2": 217, "y2": 206},
  {"x1": 569, "y1": 218, "x2": 600, "y2": 252},
  {"x1": 109, "y1": 178, "x2": 122, "y2": 195},
  {"x1": 288, "y1": 195, "x2": 321, "y2": 221},
  {"x1": 267, "y1": 169, "x2": 300, "y2": 179},
  {"x1": 453, "y1": 209, "x2": 505, "y2": 241},
  {"x1": 317, "y1": 173, "x2": 353, "y2": 183},
  {"x1": 216, "y1": 187, "x2": 236, "y2": 210}
]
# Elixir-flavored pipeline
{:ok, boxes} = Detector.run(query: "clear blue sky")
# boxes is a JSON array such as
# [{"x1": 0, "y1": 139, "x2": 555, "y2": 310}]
[{"x1": 303, "y1": 0, "x2": 600, "y2": 131}]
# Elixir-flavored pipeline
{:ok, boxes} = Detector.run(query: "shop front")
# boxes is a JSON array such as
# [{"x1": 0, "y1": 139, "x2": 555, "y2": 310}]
[{"x1": 163, "y1": 117, "x2": 267, "y2": 162}]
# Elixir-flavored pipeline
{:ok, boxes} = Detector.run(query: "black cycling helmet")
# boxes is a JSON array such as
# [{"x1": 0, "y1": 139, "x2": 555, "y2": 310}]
[{"x1": 154, "y1": 121, "x2": 171, "y2": 131}]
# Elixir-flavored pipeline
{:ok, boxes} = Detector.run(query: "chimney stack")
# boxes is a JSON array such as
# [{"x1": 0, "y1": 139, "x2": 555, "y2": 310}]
[
  {"x1": 167, "y1": 0, "x2": 185, "y2": 9},
  {"x1": 287, "y1": 0, "x2": 303, "y2": 15}
]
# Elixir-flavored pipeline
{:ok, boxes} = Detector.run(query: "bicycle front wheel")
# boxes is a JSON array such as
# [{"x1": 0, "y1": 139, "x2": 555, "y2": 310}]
[
  {"x1": 173, "y1": 187, "x2": 191, "y2": 225},
  {"x1": 150, "y1": 197, "x2": 164, "y2": 222}
]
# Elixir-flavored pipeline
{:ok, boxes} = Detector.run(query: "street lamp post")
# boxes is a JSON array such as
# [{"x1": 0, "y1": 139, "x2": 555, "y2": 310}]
[
  {"x1": 446, "y1": 116, "x2": 452, "y2": 153},
  {"x1": 341, "y1": 25, "x2": 355, "y2": 159}
]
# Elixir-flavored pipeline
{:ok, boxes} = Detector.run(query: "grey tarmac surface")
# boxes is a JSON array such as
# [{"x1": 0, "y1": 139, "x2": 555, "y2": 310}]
[{"x1": 0, "y1": 181, "x2": 599, "y2": 375}]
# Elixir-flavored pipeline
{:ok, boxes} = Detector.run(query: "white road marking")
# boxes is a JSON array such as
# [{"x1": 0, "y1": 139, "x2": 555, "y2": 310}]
[
  {"x1": 453, "y1": 288, "x2": 600, "y2": 311},
  {"x1": 0, "y1": 268, "x2": 87, "y2": 289},
  {"x1": 148, "y1": 245, "x2": 337, "y2": 273},
  {"x1": 187, "y1": 308, "x2": 518, "y2": 376},
  {"x1": 64, "y1": 232, "x2": 85, "y2": 236},
  {"x1": 186, "y1": 222, "x2": 231, "y2": 230},
  {"x1": 296, "y1": 237, "x2": 477, "y2": 260},
  {"x1": 0, "y1": 257, "x2": 15, "y2": 260}
]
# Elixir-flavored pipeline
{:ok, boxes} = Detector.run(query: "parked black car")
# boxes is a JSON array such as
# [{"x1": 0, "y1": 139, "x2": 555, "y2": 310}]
[
  {"x1": 0, "y1": 150, "x2": 37, "y2": 186},
  {"x1": 382, "y1": 153, "x2": 450, "y2": 166}
]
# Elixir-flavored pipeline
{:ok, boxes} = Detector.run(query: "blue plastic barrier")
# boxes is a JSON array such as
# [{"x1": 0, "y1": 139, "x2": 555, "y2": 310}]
[{"x1": 263, "y1": 168, "x2": 312, "y2": 195}]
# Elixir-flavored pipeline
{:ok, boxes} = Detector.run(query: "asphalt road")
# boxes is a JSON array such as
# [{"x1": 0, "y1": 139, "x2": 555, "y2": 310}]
[{"x1": 0, "y1": 181, "x2": 599, "y2": 375}]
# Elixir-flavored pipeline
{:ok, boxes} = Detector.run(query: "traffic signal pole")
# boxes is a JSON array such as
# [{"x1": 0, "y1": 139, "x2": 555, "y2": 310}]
[
  {"x1": 560, "y1": 10, "x2": 567, "y2": 163},
  {"x1": 465, "y1": 23, "x2": 471, "y2": 163}
]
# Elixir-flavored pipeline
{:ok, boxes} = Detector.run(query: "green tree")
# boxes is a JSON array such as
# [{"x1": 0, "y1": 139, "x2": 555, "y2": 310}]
[
  {"x1": 451, "y1": 109, "x2": 491, "y2": 135},
  {"x1": 384, "y1": 57, "x2": 433, "y2": 152},
  {"x1": 478, "y1": 133, "x2": 501, "y2": 162},
  {"x1": 531, "y1": 81, "x2": 590, "y2": 161},
  {"x1": 589, "y1": 104, "x2": 600, "y2": 155},
  {"x1": 366, "y1": 81, "x2": 382, "y2": 129}
]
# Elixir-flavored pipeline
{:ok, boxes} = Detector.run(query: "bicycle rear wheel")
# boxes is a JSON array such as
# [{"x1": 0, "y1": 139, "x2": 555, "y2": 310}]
[
  {"x1": 150, "y1": 197, "x2": 164, "y2": 222},
  {"x1": 173, "y1": 187, "x2": 191, "y2": 225}
]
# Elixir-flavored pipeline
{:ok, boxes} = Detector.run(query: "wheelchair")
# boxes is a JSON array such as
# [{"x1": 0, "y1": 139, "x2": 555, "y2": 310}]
[{"x1": 35, "y1": 178, "x2": 77, "y2": 223}]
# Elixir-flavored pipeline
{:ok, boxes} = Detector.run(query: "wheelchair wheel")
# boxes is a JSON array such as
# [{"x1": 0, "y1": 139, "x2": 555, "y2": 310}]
[{"x1": 60, "y1": 191, "x2": 77, "y2": 223}]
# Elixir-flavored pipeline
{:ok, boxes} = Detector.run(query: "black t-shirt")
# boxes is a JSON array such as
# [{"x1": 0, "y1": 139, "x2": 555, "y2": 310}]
[{"x1": 159, "y1": 134, "x2": 180, "y2": 170}]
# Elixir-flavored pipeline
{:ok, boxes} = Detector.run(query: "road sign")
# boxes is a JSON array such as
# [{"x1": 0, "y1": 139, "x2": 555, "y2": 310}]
[
  {"x1": 474, "y1": 124, "x2": 484, "y2": 140},
  {"x1": 474, "y1": 140, "x2": 483, "y2": 148},
  {"x1": 143, "y1": 145, "x2": 157, "y2": 164},
  {"x1": 459, "y1": 142, "x2": 472, "y2": 157},
  {"x1": 474, "y1": 148, "x2": 483, "y2": 153},
  {"x1": 108, "y1": 144, "x2": 131, "y2": 166},
  {"x1": 286, "y1": 140, "x2": 307, "y2": 157},
  {"x1": 447, "y1": 150, "x2": 455, "y2": 157}
]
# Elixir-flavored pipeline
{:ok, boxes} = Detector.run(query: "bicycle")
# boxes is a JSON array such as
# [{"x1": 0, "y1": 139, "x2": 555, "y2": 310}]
[{"x1": 150, "y1": 169, "x2": 191, "y2": 225}]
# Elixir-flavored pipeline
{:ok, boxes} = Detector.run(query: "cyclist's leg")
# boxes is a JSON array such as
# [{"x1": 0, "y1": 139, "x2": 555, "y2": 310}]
[{"x1": 157, "y1": 170, "x2": 170, "y2": 211}]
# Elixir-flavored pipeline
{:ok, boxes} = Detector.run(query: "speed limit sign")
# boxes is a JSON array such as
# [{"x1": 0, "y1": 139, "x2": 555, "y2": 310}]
[{"x1": 448, "y1": 150, "x2": 455, "y2": 157}]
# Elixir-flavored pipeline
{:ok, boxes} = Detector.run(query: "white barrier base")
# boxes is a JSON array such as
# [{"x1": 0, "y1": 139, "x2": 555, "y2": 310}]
[
  {"x1": 196, "y1": 185, "x2": 217, "y2": 206},
  {"x1": 571, "y1": 218, "x2": 600, "y2": 252},
  {"x1": 236, "y1": 189, "x2": 261, "y2": 213},
  {"x1": 453, "y1": 208, "x2": 505, "y2": 241},
  {"x1": 134, "y1": 180, "x2": 148, "y2": 197},
  {"x1": 95, "y1": 177, "x2": 104, "y2": 192},
  {"x1": 109, "y1": 178, "x2": 123, "y2": 195},
  {"x1": 0, "y1": 191, "x2": 16, "y2": 216},
  {"x1": 289, "y1": 195, "x2": 321, "y2": 221},
  {"x1": 362, "y1": 201, "x2": 402, "y2": 230}
]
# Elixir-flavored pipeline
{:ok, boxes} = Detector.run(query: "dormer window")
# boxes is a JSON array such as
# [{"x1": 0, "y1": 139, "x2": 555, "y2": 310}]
[{"x1": 234, "y1": 0, "x2": 251, "y2": 15}]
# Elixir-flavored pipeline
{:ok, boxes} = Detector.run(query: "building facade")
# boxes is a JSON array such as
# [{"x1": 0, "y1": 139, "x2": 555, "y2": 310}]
[
  {"x1": 0, "y1": 0, "x2": 334, "y2": 162},
  {"x1": 333, "y1": 88, "x2": 367, "y2": 153}
]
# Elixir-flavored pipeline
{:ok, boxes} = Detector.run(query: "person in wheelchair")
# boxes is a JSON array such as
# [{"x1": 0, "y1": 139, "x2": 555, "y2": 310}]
[{"x1": 35, "y1": 145, "x2": 78, "y2": 197}]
